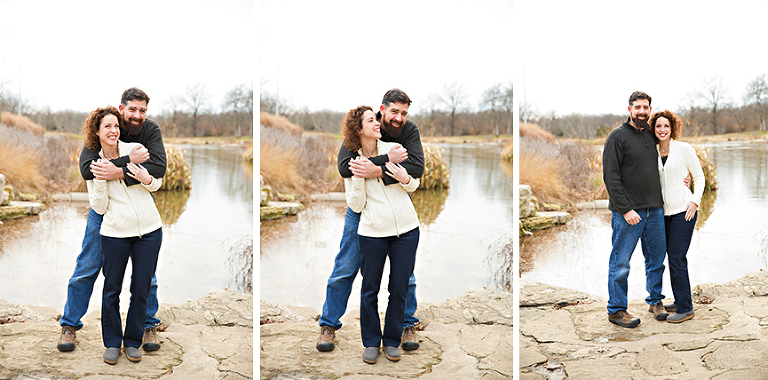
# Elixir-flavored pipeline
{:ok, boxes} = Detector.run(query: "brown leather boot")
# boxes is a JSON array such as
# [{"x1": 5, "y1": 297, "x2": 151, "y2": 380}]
[
  {"x1": 401, "y1": 326, "x2": 420, "y2": 350},
  {"x1": 316, "y1": 326, "x2": 335, "y2": 352},
  {"x1": 142, "y1": 325, "x2": 161, "y2": 351},
  {"x1": 57, "y1": 325, "x2": 76, "y2": 352},
  {"x1": 608, "y1": 310, "x2": 641, "y2": 328},
  {"x1": 648, "y1": 302, "x2": 669, "y2": 321}
]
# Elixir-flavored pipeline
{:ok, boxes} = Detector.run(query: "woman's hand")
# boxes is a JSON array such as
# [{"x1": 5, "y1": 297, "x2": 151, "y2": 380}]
[
  {"x1": 385, "y1": 162, "x2": 410, "y2": 185},
  {"x1": 685, "y1": 201, "x2": 698, "y2": 221},
  {"x1": 92, "y1": 158, "x2": 110, "y2": 181},
  {"x1": 126, "y1": 162, "x2": 152, "y2": 185}
]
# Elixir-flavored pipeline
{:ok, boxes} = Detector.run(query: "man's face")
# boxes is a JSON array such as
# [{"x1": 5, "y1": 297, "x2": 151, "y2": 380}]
[
  {"x1": 628, "y1": 99, "x2": 651, "y2": 129},
  {"x1": 119, "y1": 99, "x2": 148, "y2": 130},
  {"x1": 380, "y1": 102, "x2": 409, "y2": 130}
]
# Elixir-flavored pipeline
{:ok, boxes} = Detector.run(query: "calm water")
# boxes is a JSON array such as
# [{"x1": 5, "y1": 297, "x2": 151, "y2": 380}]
[
  {"x1": 260, "y1": 143, "x2": 514, "y2": 312},
  {"x1": 522, "y1": 140, "x2": 768, "y2": 299},
  {"x1": 0, "y1": 144, "x2": 254, "y2": 310}
]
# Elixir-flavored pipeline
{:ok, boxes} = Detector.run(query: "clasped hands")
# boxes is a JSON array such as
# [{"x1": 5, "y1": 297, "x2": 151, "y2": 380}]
[
  {"x1": 91, "y1": 144, "x2": 150, "y2": 183},
  {"x1": 349, "y1": 144, "x2": 410, "y2": 184}
]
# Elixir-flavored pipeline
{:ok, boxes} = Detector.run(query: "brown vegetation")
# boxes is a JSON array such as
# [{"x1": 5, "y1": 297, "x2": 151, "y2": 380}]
[
  {"x1": 260, "y1": 112, "x2": 303, "y2": 137},
  {"x1": 160, "y1": 144, "x2": 192, "y2": 190},
  {"x1": 420, "y1": 143, "x2": 450, "y2": 190},
  {"x1": 1, "y1": 112, "x2": 45, "y2": 137},
  {"x1": 520, "y1": 122, "x2": 555, "y2": 142}
]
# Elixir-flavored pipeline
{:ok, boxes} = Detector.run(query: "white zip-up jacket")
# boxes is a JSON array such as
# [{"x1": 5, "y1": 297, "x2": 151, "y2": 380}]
[
  {"x1": 345, "y1": 141, "x2": 420, "y2": 238},
  {"x1": 87, "y1": 142, "x2": 163, "y2": 238},
  {"x1": 657, "y1": 139, "x2": 705, "y2": 216}
]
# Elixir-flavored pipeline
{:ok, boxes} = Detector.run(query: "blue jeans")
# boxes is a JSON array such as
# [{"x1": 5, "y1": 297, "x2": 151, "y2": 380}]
[
  {"x1": 101, "y1": 228, "x2": 162, "y2": 348},
  {"x1": 60, "y1": 208, "x2": 160, "y2": 330},
  {"x1": 319, "y1": 208, "x2": 419, "y2": 330},
  {"x1": 665, "y1": 211, "x2": 697, "y2": 314},
  {"x1": 359, "y1": 228, "x2": 419, "y2": 347},
  {"x1": 607, "y1": 207, "x2": 666, "y2": 315}
]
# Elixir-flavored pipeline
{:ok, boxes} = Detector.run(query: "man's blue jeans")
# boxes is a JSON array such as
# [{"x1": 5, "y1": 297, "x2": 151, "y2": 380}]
[
  {"x1": 319, "y1": 207, "x2": 419, "y2": 330},
  {"x1": 607, "y1": 207, "x2": 666, "y2": 315},
  {"x1": 60, "y1": 208, "x2": 160, "y2": 330}
]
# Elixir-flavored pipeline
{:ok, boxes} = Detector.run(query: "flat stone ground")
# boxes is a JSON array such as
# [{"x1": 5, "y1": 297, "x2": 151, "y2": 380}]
[
  {"x1": 260, "y1": 288, "x2": 513, "y2": 380},
  {"x1": 0, "y1": 290, "x2": 253, "y2": 380},
  {"x1": 520, "y1": 272, "x2": 768, "y2": 379}
]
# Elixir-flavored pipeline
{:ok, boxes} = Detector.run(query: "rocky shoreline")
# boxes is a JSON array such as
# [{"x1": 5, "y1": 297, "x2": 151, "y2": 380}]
[
  {"x1": 520, "y1": 271, "x2": 768, "y2": 379},
  {"x1": 259, "y1": 288, "x2": 513, "y2": 379},
  {"x1": 0, "y1": 289, "x2": 253, "y2": 379}
]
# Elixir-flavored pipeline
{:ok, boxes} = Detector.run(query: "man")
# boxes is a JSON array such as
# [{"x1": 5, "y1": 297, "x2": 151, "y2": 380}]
[
  {"x1": 603, "y1": 91, "x2": 668, "y2": 328},
  {"x1": 58, "y1": 87, "x2": 167, "y2": 351},
  {"x1": 317, "y1": 88, "x2": 425, "y2": 352}
]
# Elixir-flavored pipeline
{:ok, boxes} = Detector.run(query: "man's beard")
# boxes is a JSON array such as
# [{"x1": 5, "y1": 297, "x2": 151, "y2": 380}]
[
  {"x1": 631, "y1": 115, "x2": 649, "y2": 129},
  {"x1": 124, "y1": 118, "x2": 144, "y2": 135},
  {"x1": 381, "y1": 118, "x2": 403, "y2": 138}
]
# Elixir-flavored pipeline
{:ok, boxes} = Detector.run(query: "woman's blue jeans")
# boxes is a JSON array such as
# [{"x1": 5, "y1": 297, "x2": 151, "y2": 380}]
[
  {"x1": 318, "y1": 208, "x2": 418, "y2": 330},
  {"x1": 101, "y1": 228, "x2": 162, "y2": 349},
  {"x1": 607, "y1": 207, "x2": 666, "y2": 315},
  {"x1": 60, "y1": 208, "x2": 160, "y2": 330},
  {"x1": 665, "y1": 211, "x2": 697, "y2": 314},
  {"x1": 359, "y1": 228, "x2": 419, "y2": 348}
]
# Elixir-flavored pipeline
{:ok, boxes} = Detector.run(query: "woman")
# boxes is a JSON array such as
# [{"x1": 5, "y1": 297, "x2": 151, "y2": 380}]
[
  {"x1": 650, "y1": 110, "x2": 704, "y2": 323},
  {"x1": 83, "y1": 106, "x2": 163, "y2": 364},
  {"x1": 342, "y1": 105, "x2": 420, "y2": 364}
]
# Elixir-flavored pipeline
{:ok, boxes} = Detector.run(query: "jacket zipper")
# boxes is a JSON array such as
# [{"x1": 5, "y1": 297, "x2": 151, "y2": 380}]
[{"x1": 379, "y1": 178, "x2": 400, "y2": 237}]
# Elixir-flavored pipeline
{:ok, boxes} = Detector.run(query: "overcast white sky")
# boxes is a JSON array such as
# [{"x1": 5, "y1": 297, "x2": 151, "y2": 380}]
[
  {"x1": 515, "y1": 0, "x2": 768, "y2": 117},
  {"x1": 259, "y1": 0, "x2": 514, "y2": 115},
  {"x1": 0, "y1": 0, "x2": 253, "y2": 113}
]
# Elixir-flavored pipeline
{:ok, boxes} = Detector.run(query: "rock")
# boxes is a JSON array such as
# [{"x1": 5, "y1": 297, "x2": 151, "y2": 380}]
[
  {"x1": 10, "y1": 200, "x2": 44, "y2": 215},
  {"x1": 519, "y1": 211, "x2": 571, "y2": 234},
  {"x1": 0, "y1": 205, "x2": 26, "y2": 220},
  {"x1": 260, "y1": 205, "x2": 286, "y2": 220},
  {"x1": 260, "y1": 300, "x2": 319, "y2": 324},
  {"x1": 519, "y1": 185, "x2": 536, "y2": 218},
  {"x1": 277, "y1": 193, "x2": 296, "y2": 202},
  {"x1": 268, "y1": 201, "x2": 304, "y2": 216}
]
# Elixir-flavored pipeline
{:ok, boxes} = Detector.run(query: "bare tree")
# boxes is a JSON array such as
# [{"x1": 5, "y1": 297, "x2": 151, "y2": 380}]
[
  {"x1": 223, "y1": 84, "x2": 254, "y2": 138},
  {"x1": 698, "y1": 76, "x2": 729, "y2": 135},
  {"x1": 481, "y1": 84, "x2": 503, "y2": 136},
  {"x1": 176, "y1": 83, "x2": 210, "y2": 137},
  {"x1": 440, "y1": 82, "x2": 467, "y2": 136},
  {"x1": 744, "y1": 74, "x2": 768, "y2": 132}
]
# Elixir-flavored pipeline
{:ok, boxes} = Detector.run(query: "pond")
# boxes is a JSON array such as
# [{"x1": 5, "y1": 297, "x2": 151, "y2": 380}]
[
  {"x1": 260, "y1": 143, "x2": 514, "y2": 312},
  {"x1": 0, "y1": 143, "x2": 254, "y2": 311},
  {"x1": 521, "y1": 140, "x2": 768, "y2": 300}
]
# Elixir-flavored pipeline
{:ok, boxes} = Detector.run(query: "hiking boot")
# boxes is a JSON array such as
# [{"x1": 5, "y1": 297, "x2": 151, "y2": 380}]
[
  {"x1": 362, "y1": 346, "x2": 379, "y2": 364},
  {"x1": 384, "y1": 346, "x2": 401, "y2": 361},
  {"x1": 667, "y1": 310, "x2": 695, "y2": 323},
  {"x1": 608, "y1": 310, "x2": 641, "y2": 328},
  {"x1": 57, "y1": 325, "x2": 76, "y2": 352},
  {"x1": 664, "y1": 303, "x2": 677, "y2": 312},
  {"x1": 412, "y1": 321, "x2": 426, "y2": 331},
  {"x1": 103, "y1": 347, "x2": 119, "y2": 365},
  {"x1": 143, "y1": 326, "x2": 160, "y2": 351},
  {"x1": 649, "y1": 302, "x2": 669, "y2": 321},
  {"x1": 401, "y1": 326, "x2": 420, "y2": 351},
  {"x1": 316, "y1": 325, "x2": 336, "y2": 352},
  {"x1": 124, "y1": 346, "x2": 142, "y2": 362}
]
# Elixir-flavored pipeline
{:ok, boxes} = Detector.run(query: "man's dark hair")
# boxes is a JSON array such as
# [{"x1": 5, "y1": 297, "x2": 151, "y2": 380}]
[
  {"x1": 121, "y1": 87, "x2": 150, "y2": 106},
  {"x1": 382, "y1": 88, "x2": 411, "y2": 107},
  {"x1": 628, "y1": 91, "x2": 651, "y2": 107}
]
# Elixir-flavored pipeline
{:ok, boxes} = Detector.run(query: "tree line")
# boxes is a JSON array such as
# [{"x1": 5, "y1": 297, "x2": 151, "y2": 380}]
[
  {"x1": 529, "y1": 75, "x2": 768, "y2": 139},
  {"x1": 260, "y1": 82, "x2": 514, "y2": 137},
  {"x1": 0, "y1": 82, "x2": 253, "y2": 138}
]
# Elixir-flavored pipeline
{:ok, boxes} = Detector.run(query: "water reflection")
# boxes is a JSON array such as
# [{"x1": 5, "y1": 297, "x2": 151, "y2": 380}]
[
  {"x1": 260, "y1": 143, "x2": 514, "y2": 311},
  {"x1": 154, "y1": 190, "x2": 191, "y2": 226}
]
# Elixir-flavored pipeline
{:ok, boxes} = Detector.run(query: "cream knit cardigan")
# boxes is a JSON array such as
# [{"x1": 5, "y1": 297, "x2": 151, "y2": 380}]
[
  {"x1": 657, "y1": 139, "x2": 705, "y2": 216},
  {"x1": 87, "y1": 142, "x2": 163, "y2": 238},
  {"x1": 345, "y1": 141, "x2": 420, "y2": 238}
]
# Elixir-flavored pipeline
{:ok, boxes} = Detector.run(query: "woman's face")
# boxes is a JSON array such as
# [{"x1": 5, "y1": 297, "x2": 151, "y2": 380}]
[
  {"x1": 98, "y1": 114, "x2": 120, "y2": 148},
  {"x1": 358, "y1": 110, "x2": 381, "y2": 140},
  {"x1": 655, "y1": 117, "x2": 671, "y2": 143}
]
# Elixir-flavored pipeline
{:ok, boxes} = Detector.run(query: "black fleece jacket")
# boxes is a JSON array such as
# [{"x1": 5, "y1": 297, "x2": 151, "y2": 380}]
[
  {"x1": 337, "y1": 115, "x2": 424, "y2": 186},
  {"x1": 79, "y1": 119, "x2": 167, "y2": 187},
  {"x1": 602, "y1": 118, "x2": 663, "y2": 214}
]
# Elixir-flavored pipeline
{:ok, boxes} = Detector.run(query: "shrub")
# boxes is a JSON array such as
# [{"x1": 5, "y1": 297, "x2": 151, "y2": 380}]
[
  {"x1": 260, "y1": 112, "x2": 303, "y2": 137},
  {"x1": 160, "y1": 144, "x2": 192, "y2": 190},
  {"x1": 520, "y1": 122, "x2": 555, "y2": 142},
  {"x1": 1, "y1": 112, "x2": 45, "y2": 136},
  {"x1": 420, "y1": 143, "x2": 450, "y2": 190},
  {"x1": 691, "y1": 143, "x2": 717, "y2": 192}
]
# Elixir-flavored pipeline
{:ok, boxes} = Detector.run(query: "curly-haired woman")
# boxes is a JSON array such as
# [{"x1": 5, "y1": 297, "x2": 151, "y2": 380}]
[
  {"x1": 82, "y1": 106, "x2": 162, "y2": 364},
  {"x1": 341, "y1": 105, "x2": 420, "y2": 364},
  {"x1": 650, "y1": 109, "x2": 704, "y2": 323}
]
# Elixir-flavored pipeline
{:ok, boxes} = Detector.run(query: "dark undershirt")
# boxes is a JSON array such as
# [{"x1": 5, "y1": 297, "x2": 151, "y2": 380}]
[{"x1": 661, "y1": 155, "x2": 668, "y2": 166}]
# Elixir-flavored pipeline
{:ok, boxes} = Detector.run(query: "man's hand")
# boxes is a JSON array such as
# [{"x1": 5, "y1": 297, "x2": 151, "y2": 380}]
[
  {"x1": 91, "y1": 159, "x2": 124, "y2": 180},
  {"x1": 129, "y1": 144, "x2": 150, "y2": 164},
  {"x1": 683, "y1": 173, "x2": 691, "y2": 187},
  {"x1": 623, "y1": 210, "x2": 641, "y2": 225},
  {"x1": 349, "y1": 156, "x2": 382, "y2": 178},
  {"x1": 384, "y1": 162, "x2": 410, "y2": 184},
  {"x1": 387, "y1": 144, "x2": 408, "y2": 164}
]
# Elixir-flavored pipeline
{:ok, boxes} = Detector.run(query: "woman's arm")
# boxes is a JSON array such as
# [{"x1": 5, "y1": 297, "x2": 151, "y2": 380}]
[
  {"x1": 344, "y1": 177, "x2": 366, "y2": 213},
  {"x1": 86, "y1": 179, "x2": 109, "y2": 215},
  {"x1": 685, "y1": 144, "x2": 706, "y2": 206}
]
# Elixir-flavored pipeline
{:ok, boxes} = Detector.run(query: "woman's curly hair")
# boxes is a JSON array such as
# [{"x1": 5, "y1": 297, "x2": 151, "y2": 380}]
[
  {"x1": 82, "y1": 106, "x2": 121, "y2": 150},
  {"x1": 341, "y1": 105, "x2": 372, "y2": 152},
  {"x1": 650, "y1": 109, "x2": 683, "y2": 142}
]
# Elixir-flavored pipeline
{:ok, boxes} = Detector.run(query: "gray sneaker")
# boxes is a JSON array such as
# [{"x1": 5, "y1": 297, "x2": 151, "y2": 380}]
[
  {"x1": 362, "y1": 346, "x2": 379, "y2": 364},
  {"x1": 103, "y1": 347, "x2": 120, "y2": 365},
  {"x1": 124, "y1": 346, "x2": 142, "y2": 362},
  {"x1": 667, "y1": 310, "x2": 695, "y2": 323},
  {"x1": 384, "y1": 346, "x2": 401, "y2": 361}
]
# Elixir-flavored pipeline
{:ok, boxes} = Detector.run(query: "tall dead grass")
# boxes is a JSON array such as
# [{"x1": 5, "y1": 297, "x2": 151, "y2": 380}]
[
  {"x1": 1, "y1": 112, "x2": 45, "y2": 137},
  {"x1": 520, "y1": 122, "x2": 555, "y2": 142},
  {"x1": 260, "y1": 112, "x2": 303, "y2": 137}
]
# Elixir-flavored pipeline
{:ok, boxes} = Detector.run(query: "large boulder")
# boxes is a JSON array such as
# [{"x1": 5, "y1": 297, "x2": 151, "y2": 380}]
[{"x1": 519, "y1": 184, "x2": 537, "y2": 218}]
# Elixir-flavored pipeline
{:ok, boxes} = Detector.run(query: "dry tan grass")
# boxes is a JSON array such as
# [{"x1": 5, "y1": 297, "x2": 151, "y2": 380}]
[
  {"x1": 520, "y1": 122, "x2": 555, "y2": 142},
  {"x1": 421, "y1": 143, "x2": 450, "y2": 190},
  {"x1": 260, "y1": 112, "x2": 303, "y2": 137},
  {"x1": 259, "y1": 142, "x2": 307, "y2": 196},
  {"x1": 160, "y1": 144, "x2": 192, "y2": 190},
  {"x1": 0, "y1": 141, "x2": 48, "y2": 194},
  {"x1": 1, "y1": 112, "x2": 45, "y2": 137},
  {"x1": 519, "y1": 151, "x2": 571, "y2": 205}
]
